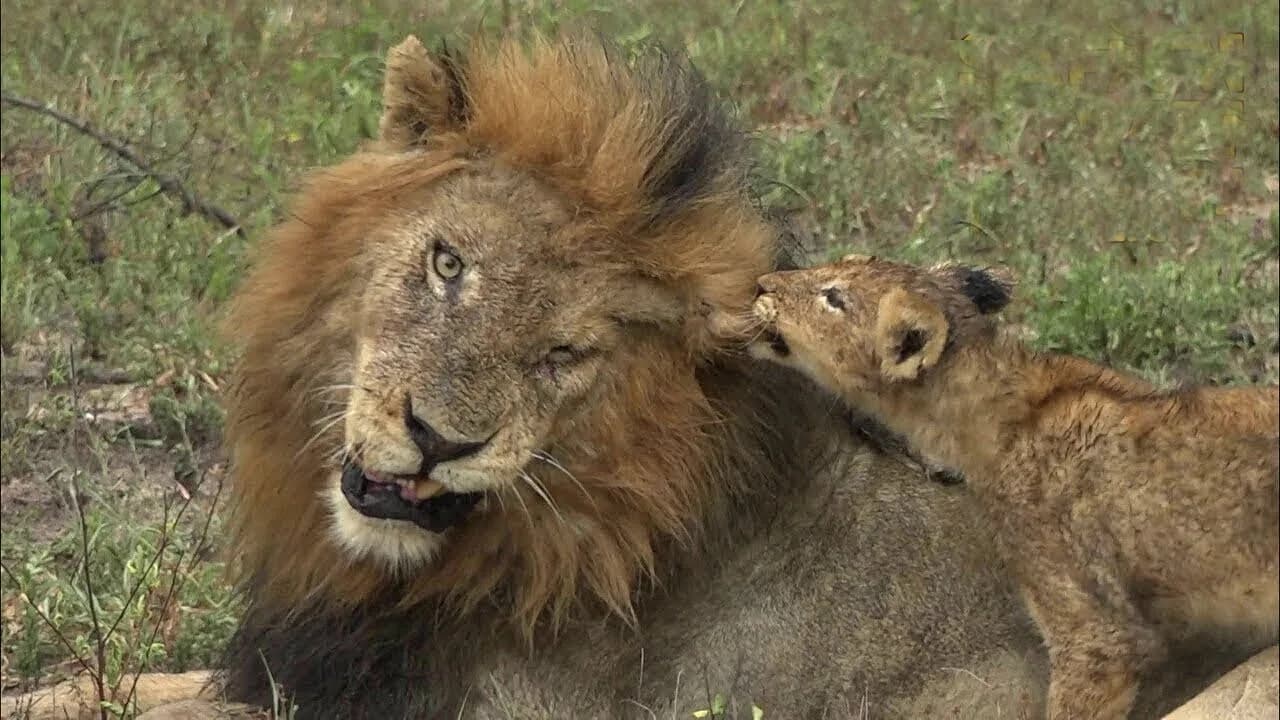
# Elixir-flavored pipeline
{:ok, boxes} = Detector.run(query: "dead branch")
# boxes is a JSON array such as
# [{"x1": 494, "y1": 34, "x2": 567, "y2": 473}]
[{"x1": 1, "y1": 91, "x2": 245, "y2": 237}]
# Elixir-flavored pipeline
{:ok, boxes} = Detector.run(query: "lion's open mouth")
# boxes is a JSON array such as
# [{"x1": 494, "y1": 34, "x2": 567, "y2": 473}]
[
  {"x1": 763, "y1": 328, "x2": 790, "y2": 357},
  {"x1": 340, "y1": 459, "x2": 481, "y2": 532}
]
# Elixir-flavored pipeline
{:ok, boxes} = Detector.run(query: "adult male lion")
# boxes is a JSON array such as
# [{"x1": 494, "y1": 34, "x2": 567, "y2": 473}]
[
  {"x1": 1, "y1": 31, "x2": 1259, "y2": 720},
  {"x1": 216, "y1": 33, "x2": 1049, "y2": 719}
]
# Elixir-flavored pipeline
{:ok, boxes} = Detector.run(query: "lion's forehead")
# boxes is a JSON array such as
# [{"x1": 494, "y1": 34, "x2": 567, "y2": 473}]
[{"x1": 426, "y1": 166, "x2": 578, "y2": 244}]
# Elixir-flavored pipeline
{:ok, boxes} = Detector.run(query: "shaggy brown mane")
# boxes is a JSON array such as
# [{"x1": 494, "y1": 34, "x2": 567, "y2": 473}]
[{"x1": 221, "y1": 31, "x2": 778, "y2": 639}]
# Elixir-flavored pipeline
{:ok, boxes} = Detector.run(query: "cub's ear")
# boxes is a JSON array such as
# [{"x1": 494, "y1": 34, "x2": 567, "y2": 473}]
[
  {"x1": 936, "y1": 263, "x2": 1016, "y2": 315},
  {"x1": 875, "y1": 288, "x2": 949, "y2": 382},
  {"x1": 378, "y1": 36, "x2": 468, "y2": 150}
]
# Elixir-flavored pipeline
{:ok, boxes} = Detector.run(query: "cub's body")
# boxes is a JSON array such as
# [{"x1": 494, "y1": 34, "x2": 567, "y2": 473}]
[
  {"x1": 987, "y1": 376, "x2": 1278, "y2": 685},
  {"x1": 746, "y1": 254, "x2": 1280, "y2": 719}
]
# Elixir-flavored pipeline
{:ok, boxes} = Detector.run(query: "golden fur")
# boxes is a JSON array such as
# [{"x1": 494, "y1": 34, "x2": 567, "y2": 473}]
[{"x1": 748, "y1": 254, "x2": 1280, "y2": 720}]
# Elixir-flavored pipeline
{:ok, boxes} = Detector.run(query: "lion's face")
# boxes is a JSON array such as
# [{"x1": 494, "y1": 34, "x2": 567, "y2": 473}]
[{"x1": 331, "y1": 164, "x2": 689, "y2": 565}]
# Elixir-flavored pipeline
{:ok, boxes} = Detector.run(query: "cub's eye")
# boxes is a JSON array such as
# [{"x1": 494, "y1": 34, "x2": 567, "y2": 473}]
[
  {"x1": 822, "y1": 287, "x2": 846, "y2": 311},
  {"x1": 433, "y1": 247, "x2": 463, "y2": 280}
]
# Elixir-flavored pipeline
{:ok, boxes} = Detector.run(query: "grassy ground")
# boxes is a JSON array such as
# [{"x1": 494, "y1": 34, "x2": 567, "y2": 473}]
[{"x1": 1, "y1": 0, "x2": 1277, "y2": 715}]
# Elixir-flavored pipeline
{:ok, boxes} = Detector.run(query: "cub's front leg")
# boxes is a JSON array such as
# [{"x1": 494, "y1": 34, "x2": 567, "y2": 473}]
[{"x1": 1019, "y1": 563, "x2": 1164, "y2": 720}]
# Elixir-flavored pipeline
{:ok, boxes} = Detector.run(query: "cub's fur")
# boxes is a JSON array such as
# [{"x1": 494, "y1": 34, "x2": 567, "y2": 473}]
[{"x1": 748, "y1": 253, "x2": 1280, "y2": 720}]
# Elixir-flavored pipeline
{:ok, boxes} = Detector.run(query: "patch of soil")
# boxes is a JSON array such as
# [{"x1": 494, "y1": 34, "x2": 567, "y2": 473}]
[{"x1": 1, "y1": 371, "x2": 225, "y2": 547}]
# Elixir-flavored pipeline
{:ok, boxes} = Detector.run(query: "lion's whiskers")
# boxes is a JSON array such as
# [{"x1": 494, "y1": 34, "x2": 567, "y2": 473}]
[
  {"x1": 321, "y1": 447, "x2": 346, "y2": 470},
  {"x1": 309, "y1": 383, "x2": 356, "y2": 400},
  {"x1": 738, "y1": 316, "x2": 772, "y2": 348},
  {"x1": 532, "y1": 450, "x2": 596, "y2": 509},
  {"x1": 325, "y1": 450, "x2": 345, "y2": 469},
  {"x1": 491, "y1": 485, "x2": 509, "y2": 515},
  {"x1": 298, "y1": 408, "x2": 348, "y2": 460},
  {"x1": 519, "y1": 470, "x2": 566, "y2": 528},
  {"x1": 509, "y1": 478, "x2": 535, "y2": 528}
]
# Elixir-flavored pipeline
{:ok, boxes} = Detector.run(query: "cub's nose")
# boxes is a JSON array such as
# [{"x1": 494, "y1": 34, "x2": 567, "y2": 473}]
[{"x1": 403, "y1": 398, "x2": 486, "y2": 474}]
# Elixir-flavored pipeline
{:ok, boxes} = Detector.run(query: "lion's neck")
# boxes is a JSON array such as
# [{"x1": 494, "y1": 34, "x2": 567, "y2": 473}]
[{"x1": 688, "y1": 357, "x2": 841, "y2": 535}]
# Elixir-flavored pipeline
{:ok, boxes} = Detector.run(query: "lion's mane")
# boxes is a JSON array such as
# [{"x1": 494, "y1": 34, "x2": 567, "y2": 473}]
[{"x1": 219, "y1": 33, "x2": 787, "y2": 707}]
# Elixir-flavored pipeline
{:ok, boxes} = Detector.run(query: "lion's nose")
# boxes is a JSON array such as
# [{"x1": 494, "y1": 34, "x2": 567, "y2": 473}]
[{"x1": 403, "y1": 398, "x2": 486, "y2": 474}]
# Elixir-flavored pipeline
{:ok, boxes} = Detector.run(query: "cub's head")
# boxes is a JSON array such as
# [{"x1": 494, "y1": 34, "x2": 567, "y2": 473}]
[
  {"x1": 748, "y1": 254, "x2": 1014, "y2": 394},
  {"x1": 223, "y1": 33, "x2": 778, "y2": 624}
]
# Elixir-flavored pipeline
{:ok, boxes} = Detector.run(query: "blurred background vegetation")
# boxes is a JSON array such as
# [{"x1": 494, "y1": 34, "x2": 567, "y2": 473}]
[{"x1": 1, "y1": 1, "x2": 1276, "y2": 714}]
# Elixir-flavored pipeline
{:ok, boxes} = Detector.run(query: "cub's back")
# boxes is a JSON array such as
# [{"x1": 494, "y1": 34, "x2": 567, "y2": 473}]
[{"x1": 1000, "y1": 381, "x2": 1278, "y2": 574}]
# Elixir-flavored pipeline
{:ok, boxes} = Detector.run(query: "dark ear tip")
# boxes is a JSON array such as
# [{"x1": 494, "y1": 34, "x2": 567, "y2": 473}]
[{"x1": 957, "y1": 265, "x2": 1014, "y2": 314}]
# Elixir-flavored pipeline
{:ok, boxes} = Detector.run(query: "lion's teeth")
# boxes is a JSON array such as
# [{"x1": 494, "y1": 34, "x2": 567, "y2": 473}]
[{"x1": 415, "y1": 479, "x2": 445, "y2": 499}]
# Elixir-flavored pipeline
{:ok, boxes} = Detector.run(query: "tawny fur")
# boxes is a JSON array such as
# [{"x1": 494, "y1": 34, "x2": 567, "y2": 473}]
[{"x1": 748, "y1": 254, "x2": 1280, "y2": 720}]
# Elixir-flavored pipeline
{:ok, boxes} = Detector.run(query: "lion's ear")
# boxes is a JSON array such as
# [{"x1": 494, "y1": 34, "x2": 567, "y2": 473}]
[
  {"x1": 874, "y1": 288, "x2": 949, "y2": 382},
  {"x1": 379, "y1": 36, "x2": 468, "y2": 149}
]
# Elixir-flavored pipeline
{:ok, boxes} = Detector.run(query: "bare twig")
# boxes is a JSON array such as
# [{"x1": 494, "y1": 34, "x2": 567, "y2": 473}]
[
  {"x1": 119, "y1": 471, "x2": 224, "y2": 713},
  {"x1": 951, "y1": 218, "x2": 999, "y2": 246},
  {"x1": 103, "y1": 495, "x2": 179, "y2": 644},
  {"x1": 70, "y1": 175, "x2": 147, "y2": 223},
  {"x1": 67, "y1": 348, "x2": 110, "y2": 720},
  {"x1": 106, "y1": 493, "x2": 182, "y2": 703},
  {"x1": 0, "y1": 91, "x2": 244, "y2": 236}
]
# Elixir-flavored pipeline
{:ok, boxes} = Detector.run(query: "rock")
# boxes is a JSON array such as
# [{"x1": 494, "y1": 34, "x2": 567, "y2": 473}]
[{"x1": 1162, "y1": 645, "x2": 1279, "y2": 720}]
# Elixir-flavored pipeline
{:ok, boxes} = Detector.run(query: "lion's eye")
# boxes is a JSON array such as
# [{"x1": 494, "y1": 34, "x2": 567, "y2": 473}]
[
  {"x1": 546, "y1": 346, "x2": 580, "y2": 366},
  {"x1": 433, "y1": 247, "x2": 463, "y2": 280},
  {"x1": 822, "y1": 287, "x2": 846, "y2": 311}
]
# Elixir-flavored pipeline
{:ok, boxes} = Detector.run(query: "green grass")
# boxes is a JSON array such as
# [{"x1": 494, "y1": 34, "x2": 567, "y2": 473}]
[{"x1": 1, "y1": 0, "x2": 1277, "y2": 714}]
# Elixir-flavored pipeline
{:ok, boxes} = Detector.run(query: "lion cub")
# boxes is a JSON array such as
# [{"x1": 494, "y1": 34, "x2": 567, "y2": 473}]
[{"x1": 747, "y1": 253, "x2": 1280, "y2": 720}]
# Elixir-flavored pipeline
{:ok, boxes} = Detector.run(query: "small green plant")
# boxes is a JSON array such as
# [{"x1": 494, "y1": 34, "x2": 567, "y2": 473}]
[
  {"x1": 0, "y1": 174, "x2": 63, "y2": 354},
  {"x1": 1024, "y1": 240, "x2": 1275, "y2": 383}
]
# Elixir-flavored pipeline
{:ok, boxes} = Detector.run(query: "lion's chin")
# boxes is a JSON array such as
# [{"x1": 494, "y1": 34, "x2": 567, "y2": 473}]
[{"x1": 323, "y1": 480, "x2": 446, "y2": 571}]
